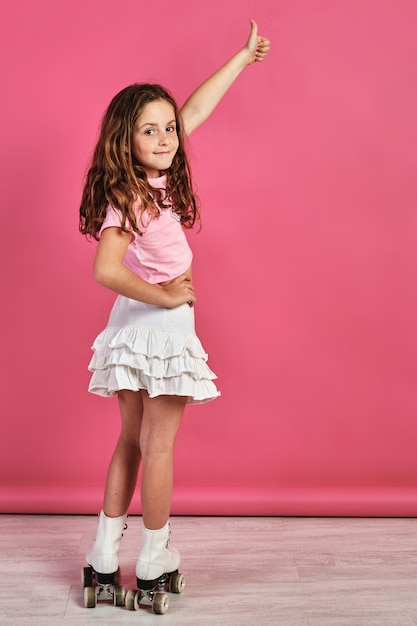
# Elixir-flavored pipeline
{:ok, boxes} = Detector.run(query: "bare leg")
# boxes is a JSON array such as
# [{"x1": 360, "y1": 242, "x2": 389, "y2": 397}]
[
  {"x1": 140, "y1": 393, "x2": 187, "y2": 530},
  {"x1": 103, "y1": 389, "x2": 143, "y2": 517}
]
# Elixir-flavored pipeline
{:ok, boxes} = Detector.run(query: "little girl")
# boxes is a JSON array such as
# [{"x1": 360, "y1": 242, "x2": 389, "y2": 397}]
[{"x1": 79, "y1": 19, "x2": 270, "y2": 608}]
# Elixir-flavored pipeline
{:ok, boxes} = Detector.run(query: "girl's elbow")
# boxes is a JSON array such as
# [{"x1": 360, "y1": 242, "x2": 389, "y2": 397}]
[{"x1": 93, "y1": 262, "x2": 113, "y2": 287}]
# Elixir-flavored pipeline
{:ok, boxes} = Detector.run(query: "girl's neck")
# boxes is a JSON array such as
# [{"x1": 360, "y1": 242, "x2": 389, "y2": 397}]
[{"x1": 148, "y1": 172, "x2": 166, "y2": 181}]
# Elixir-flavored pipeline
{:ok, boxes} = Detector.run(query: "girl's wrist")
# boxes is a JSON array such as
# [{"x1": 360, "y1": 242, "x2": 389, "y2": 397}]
[
  {"x1": 236, "y1": 46, "x2": 252, "y2": 69},
  {"x1": 152, "y1": 283, "x2": 171, "y2": 307}
]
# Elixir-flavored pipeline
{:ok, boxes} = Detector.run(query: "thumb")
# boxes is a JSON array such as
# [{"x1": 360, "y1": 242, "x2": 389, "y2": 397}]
[{"x1": 249, "y1": 19, "x2": 258, "y2": 42}]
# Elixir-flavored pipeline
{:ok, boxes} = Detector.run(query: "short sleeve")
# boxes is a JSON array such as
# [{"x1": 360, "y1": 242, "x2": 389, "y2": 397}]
[{"x1": 99, "y1": 206, "x2": 132, "y2": 237}]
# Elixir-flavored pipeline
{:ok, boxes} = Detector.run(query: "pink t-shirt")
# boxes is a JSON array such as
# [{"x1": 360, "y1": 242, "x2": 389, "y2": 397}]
[{"x1": 100, "y1": 175, "x2": 193, "y2": 284}]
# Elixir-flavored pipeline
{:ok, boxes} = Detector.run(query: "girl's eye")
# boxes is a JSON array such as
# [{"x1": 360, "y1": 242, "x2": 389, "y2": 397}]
[
  {"x1": 167, "y1": 126, "x2": 176, "y2": 133},
  {"x1": 144, "y1": 129, "x2": 154, "y2": 135}
]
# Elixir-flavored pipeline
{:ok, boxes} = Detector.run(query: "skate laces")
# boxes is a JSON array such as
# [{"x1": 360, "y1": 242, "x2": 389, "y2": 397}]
[
  {"x1": 122, "y1": 513, "x2": 128, "y2": 536},
  {"x1": 166, "y1": 522, "x2": 172, "y2": 549}
]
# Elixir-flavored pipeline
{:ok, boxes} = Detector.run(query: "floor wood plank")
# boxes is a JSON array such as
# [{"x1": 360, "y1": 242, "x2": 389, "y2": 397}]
[{"x1": 0, "y1": 514, "x2": 416, "y2": 625}]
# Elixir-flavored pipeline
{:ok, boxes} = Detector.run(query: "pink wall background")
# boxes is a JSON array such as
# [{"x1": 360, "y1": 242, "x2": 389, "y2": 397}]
[{"x1": 1, "y1": 0, "x2": 416, "y2": 516}]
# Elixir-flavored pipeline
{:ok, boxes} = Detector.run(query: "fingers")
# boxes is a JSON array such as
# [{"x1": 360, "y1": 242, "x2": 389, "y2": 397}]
[
  {"x1": 255, "y1": 36, "x2": 271, "y2": 62},
  {"x1": 165, "y1": 274, "x2": 196, "y2": 308},
  {"x1": 183, "y1": 282, "x2": 196, "y2": 307}
]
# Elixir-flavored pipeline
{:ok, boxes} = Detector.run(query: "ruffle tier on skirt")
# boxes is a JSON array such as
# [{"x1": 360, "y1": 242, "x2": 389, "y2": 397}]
[{"x1": 88, "y1": 296, "x2": 220, "y2": 404}]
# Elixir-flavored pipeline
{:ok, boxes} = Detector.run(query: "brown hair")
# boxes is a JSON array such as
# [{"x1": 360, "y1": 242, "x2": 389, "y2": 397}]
[{"x1": 79, "y1": 83, "x2": 199, "y2": 240}]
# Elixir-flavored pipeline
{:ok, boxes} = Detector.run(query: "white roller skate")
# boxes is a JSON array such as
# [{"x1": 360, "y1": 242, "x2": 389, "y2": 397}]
[
  {"x1": 125, "y1": 521, "x2": 185, "y2": 614},
  {"x1": 82, "y1": 510, "x2": 127, "y2": 608}
]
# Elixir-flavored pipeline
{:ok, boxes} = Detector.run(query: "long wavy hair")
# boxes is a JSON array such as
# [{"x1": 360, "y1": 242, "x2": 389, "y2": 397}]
[{"x1": 79, "y1": 83, "x2": 199, "y2": 240}]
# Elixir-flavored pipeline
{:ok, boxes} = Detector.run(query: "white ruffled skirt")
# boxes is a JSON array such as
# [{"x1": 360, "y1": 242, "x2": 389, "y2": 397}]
[{"x1": 88, "y1": 296, "x2": 220, "y2": 404}]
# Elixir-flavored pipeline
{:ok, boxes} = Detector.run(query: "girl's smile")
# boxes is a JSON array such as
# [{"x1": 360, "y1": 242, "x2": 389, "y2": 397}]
[{"x1": 132, "y1": 99, "x2": 179, "y2": 178}]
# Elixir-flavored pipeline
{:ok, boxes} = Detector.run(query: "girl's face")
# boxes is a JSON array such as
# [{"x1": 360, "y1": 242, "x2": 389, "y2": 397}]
[{"x1": 131, "y1": 99, "x2": 179, "y2": 178}]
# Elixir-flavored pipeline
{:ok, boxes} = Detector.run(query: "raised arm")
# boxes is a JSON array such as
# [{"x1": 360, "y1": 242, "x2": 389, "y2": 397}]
[{"x1": 180, "y1": 20, "x2": 270, "y2": 136}]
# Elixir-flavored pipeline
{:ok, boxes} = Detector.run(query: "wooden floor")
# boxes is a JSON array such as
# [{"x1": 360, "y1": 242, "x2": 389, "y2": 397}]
[{"x1": 1, "y1": 514, "x2": 417, "y2": 625}]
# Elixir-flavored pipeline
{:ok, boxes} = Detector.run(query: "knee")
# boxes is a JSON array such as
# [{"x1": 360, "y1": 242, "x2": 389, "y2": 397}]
[
  {"x1": 139, "y1": 432, "x2": 176, "y2": 458},
  {"x1": 117, "y1": 432, "x2": 141, "y2": 454}
]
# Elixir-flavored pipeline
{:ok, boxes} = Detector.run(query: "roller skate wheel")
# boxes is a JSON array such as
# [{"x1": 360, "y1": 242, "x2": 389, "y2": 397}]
[
  {"x1": 125, "y1": 588, "x2": 138, "y2": 611},
  {"x1": 113, "y1": 567, "x2": 121, "y2": 585},
  {"x1": 84, "y1": 586, "x2": 97, "y2": 608},
  {"x1": 152, "y1": 592, "x2": 169, "y2": 615},
  {"x1": 113, "y1": 585, "x2": 126, "y2": 606},
  {"x1": 133, "y1": 590, "x2": 143, "y2": 611},
  {"x1": 169, "y1": 572, "x2": 186, "y2": 594},
  {"x1": 81, "y1": 566, "x2": 93, "y2": 587}
]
